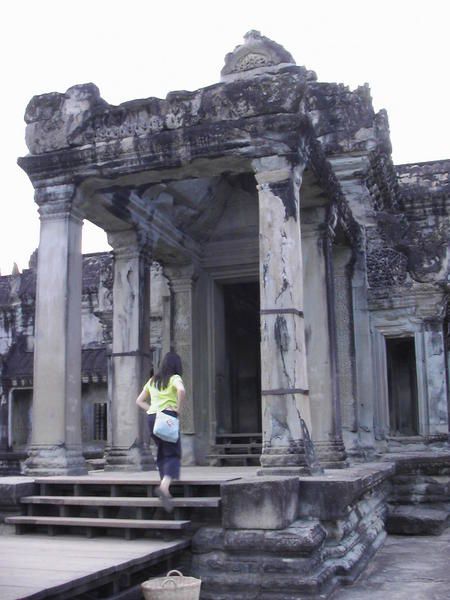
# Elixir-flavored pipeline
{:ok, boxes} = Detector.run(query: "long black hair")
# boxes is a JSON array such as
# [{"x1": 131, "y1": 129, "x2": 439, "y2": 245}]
[{"x1": 152, "y1": 351, "x2": 183, "y2": 390}]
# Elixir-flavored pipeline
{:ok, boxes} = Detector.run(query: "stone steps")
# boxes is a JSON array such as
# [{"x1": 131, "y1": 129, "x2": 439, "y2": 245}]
[
  {"x1": 21, "y1": 495, "x2": 221, "y2": 508},
  {"x1": 33, "y1": 476, "x2": 225, "y2": 498},
  {"x1": 208, "y1": 453, "x2": 261, "y2": 466},
  {"x1": 387, "y1": 504, "x2": 450, "y2": 536},
  {"x1": 6, "y1": 475, "x2": 228, "y2": 540},
  {"x1": 6, "y1": 515, "x2": 190, "y2": 530}
]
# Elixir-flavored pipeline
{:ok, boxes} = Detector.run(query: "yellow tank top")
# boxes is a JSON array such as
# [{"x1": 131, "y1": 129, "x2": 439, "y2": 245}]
[{"x1": 144, "y1": 374, "x2": 183, "y2": 414}]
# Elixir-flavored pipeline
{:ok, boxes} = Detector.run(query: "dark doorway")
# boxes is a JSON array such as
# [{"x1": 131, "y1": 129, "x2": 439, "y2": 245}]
[
  {"x1": 386, "y1": 337, "x2": 419, "y2": 436},
  {"x1": 221, "y1": 282, "x2": 261, "y2": 434},
  {"x1": 12, "y1": 389, "x2": 32, "y2": 448}
]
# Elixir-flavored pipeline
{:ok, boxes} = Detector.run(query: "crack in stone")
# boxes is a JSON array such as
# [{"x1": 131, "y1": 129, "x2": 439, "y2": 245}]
[{"x1": 274, "y1": 315, "x2": 293, "y2": 389}]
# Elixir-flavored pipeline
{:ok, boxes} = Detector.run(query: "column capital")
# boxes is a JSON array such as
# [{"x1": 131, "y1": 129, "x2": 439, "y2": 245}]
[
  {"x1": 35, "y1": 184, "x2": 83, "y2": 222},
  {"x1": 107, "y1": 228, "x2": 152, "y2": 262},
  {"x1": 423, "y1": 317, "x2": 444, "y2": 332},
  {"x1": 164, "y1": 264, "x2": 199, "y2": 292},
  {"x1": 252, "y1": 156, "x2": 304, "y2": 186}
]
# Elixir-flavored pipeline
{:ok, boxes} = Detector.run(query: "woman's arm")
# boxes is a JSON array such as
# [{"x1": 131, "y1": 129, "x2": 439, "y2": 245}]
[
  {"x1": 173, "y1": 379, "x2": 186, "y2": 413},
  {"x1": 136, "y1": 387, "x2": 150, "y2": 412}
]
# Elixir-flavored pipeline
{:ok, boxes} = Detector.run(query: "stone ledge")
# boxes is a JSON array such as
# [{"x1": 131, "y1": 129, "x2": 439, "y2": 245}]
[
  {"x1": 297, "y1": 462, "x2": 394, "y2": 519},
  {"x1": 382, "y1": 451, "x2": 450, "y2": 475},
  {"x1": 387, "y1": 504, "x2": 449, "y2": 536},
  {"x1": 0, "y1": 477, "x2": 36, "y2": 520},
  {"x1": 192, "y1": 520, "x2": 326, "y2": 555},
  {"x1": 221, "y1": 476, "x2": 299, "y2": 530}
]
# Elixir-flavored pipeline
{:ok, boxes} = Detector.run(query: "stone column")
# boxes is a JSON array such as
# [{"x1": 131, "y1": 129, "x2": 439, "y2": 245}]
[
  {"x1": 0, "y1": 361, "x2": 8, "y2": 452},
  {"x1": 165, "y1": 265, "x2": 197, "y2": 465},
  {"x1": 332, "y1": 244, "x2": 358, "y2": 449},
  {"x1": 104, "y1": 230, "x2": 154, "y2": 471},
  {"x1": 302, "y1": 212, "x2": 347, "y2": 467},
  {"x1": 421, "y1": 318, "x2": 449, "y2": 440},
  {"x1": 253, "y1": 156, "x2": 312, "y2": 473},
  {"x1": 25, "y1": 184, "x2": 87, "y2": 475},
  {"x1": 352, "y1": 251, "x2": 377, "y2": 452}
]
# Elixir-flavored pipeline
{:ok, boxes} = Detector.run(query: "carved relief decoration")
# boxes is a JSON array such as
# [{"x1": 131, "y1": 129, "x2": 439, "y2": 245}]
[
  {"x1": 221, "y1": 30, "x2": 296, "y2": 79},
  {"x1": 366, "y1": 248, "x2": 408, "y2": 288},
  {"x1": 235, "y1": 52, "x2": 272, "y2": 72}
]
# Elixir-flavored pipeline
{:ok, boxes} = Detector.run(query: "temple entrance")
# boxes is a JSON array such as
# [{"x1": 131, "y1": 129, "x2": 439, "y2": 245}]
[
  {"x1": 211, "y1": 281, "x2": 261, "y2": 464},
  {"x1": 386, "y1": 337, "x2": 419, "y2": 436},
  {"x1": 214, "y1": 281, "x2": 261, "y2": 436}
]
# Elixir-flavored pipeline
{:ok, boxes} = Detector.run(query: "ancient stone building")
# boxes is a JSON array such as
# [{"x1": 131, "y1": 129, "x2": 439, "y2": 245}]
[{"x1": 1, "y1": 31, "x2": 449, "y2": 475}]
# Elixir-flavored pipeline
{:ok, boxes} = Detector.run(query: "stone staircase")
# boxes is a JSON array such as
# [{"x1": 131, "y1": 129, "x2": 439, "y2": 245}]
[
  {"x1": 208, "y1": 433, "x2": 262, "y2": 466},
  {"x1": 5, "y1": 476, "x2": 222, "y2": 540}
]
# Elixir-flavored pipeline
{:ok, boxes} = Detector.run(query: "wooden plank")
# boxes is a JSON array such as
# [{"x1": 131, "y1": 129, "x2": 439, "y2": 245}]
[
  {"x1": 21, "y1": 495, "x2": 221, "y2": 508},
  {"x1": 5, "y1": 516, "x2": 191, "y2": 529},
  {"x1": 0, "y1": 534, "x2": 190, "y2": 600},
  {"x1": 32, "y1": 477, "x2": 235, "y2": 485}
]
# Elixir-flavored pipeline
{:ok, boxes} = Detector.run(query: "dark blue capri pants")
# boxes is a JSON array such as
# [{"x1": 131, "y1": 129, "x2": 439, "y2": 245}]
[{"x1": 147, "y1": 410, "x2": 181, "y2": 480}]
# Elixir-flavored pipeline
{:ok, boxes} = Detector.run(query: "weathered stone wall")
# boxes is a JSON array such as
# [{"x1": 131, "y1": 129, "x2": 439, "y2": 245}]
[
  {"x1": 9, "y1": 31, "x2": 450, "y2": 468},
  {"x1": 384, "y1": 452, "x2": 450, "y2": 535},
  {"x1": 191, "y1": 466, "x2": 392, "y2": 599}
]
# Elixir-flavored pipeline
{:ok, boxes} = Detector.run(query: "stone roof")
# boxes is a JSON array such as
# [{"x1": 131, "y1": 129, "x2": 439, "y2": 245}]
[
  {"x1": 0, "y1": 252, "x2": 112, "y2": 305},
  {"x1": 2, "y1": 339, "x2": 107, "y2": 386},
  {"x1": 2, "y1": 336, "x2": 33, "y2": 382},
  {"x1": 396, "y1": 159, "x2": 450, "y2": 196}
]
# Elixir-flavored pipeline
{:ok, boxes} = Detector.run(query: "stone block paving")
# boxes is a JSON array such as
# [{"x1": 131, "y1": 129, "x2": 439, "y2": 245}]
[{"x1": 331, "y1": 530, "x2": 450, "y2": 600}]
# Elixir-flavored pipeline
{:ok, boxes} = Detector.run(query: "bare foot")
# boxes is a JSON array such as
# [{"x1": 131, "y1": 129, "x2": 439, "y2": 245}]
[{"x1": 155, "y1": 486, "x2": 174, "y2": 513}]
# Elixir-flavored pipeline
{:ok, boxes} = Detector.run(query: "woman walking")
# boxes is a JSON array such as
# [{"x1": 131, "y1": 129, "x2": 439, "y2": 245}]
[{"x1": 136, "y1": 351, "x2": 186, "y2": 512}]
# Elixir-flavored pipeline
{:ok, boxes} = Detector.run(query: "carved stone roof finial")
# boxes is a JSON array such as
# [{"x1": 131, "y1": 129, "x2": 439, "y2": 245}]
[{"x1": 221, "y1": 31, "x2": 296, "y2": 82}]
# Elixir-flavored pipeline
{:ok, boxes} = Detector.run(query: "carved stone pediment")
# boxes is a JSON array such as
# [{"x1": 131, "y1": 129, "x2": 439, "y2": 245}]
[{"x1": 221, "y1": 30, "x2": 312, "y2": 82}]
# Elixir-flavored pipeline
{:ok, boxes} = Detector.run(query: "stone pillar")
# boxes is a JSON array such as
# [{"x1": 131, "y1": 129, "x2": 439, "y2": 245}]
[
  {"x1": 25, "y1": 184, "x2": 87, "y2": 475},
  {"x1": 352, "y1": 250, "x2": 377, "y2": 453},
  {"x1": 104, "y1": 230, "x2": 154, "y2": 471},
  {"x1": 0, "y1": 358, "x2": 8, "y2": 452},
  {"x1": 420, "y1": 318, "x2": 449, "y2": 440},
  {"x1": 332, "y1": 244, "x2": 358, "y2": 450},
  {"x1": 302, "y1": 212, "x2": 347, "y2": 467},
  {"x1": 253, "y1": 156, "x2": 312, "y2": 473},
  {"x1": 165, "y1": 265, "x2": 197, "y2": 465}
]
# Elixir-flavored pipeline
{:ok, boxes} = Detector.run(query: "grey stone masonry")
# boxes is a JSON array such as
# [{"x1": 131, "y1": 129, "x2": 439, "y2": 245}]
[
  {"x1": 104, "y1": 230, "x2": 154, "y2": 471},
  {"x1": 253, "y1": 157, "x2": 312, "y2": 473},
  {"x1": 24, "y1": 185, "x2": 86, "y2": 476}
]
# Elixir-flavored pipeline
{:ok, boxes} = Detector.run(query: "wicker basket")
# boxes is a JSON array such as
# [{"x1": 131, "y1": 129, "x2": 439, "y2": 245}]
[{"x1": 141, "y1": 569, "x2": 201, "y2": 600}]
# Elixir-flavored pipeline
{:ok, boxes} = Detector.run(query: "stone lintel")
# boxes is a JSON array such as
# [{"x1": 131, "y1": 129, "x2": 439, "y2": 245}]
[
  {"x1": 24, "y1": 71, "x2": 307, "y2": 155},
  {"x1": 19, "y1": 113, "x2": 303, "y2": 184}
]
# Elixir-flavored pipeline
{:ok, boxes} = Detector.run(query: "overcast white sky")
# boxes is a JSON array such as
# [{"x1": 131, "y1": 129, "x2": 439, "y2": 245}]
[{"x1": 1, "y1": 0, "x2": 448, "y2": 274}]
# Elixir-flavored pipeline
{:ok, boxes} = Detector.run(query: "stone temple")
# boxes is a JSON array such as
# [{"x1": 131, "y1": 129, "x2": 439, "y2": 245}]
[{"x1": 0, "y1": 31, "x2": 449, "y2": 597}]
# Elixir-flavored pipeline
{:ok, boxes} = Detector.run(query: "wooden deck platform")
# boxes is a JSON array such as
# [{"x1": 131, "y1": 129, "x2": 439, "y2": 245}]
[
  {"x1": 0, "y1": 533, "x2": 190, "y2": 600},
  {"x1": 0, "y1": 466, "x2": 258, "y2": 599}
]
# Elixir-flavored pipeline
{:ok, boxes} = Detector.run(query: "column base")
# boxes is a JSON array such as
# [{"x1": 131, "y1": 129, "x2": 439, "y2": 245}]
[
  {"x1": 314, "y1": 439, "x2": 348, "y2": 469},
  {"x1": 181, "y1": 433, "x2": 196, "y2": 466},
  {"x1": 104, "y1": 445, "x2": 155, "y2": 472},
  {"x1": 258, "y1": 466, "x2": 312, "y2": 476},
  {"x1": 259, "y1": 442, "x2": 309, "y2": 474},
  {"x1": 24, "y1": 444, "x2": 87, "y2": 476}
]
